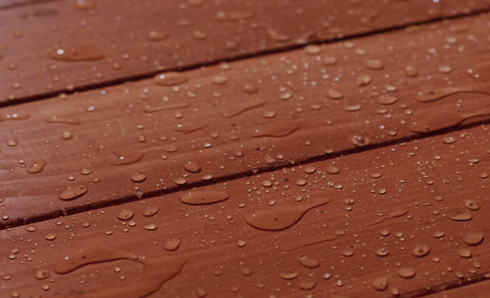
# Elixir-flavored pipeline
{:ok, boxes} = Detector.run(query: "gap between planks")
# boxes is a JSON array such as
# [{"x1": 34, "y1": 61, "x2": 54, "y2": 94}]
[{"x1": 1, "y1": 7, "x2": 490, "y2": 108}]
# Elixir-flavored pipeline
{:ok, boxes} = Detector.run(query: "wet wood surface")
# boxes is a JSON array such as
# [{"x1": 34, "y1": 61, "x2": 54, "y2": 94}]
[
  {"x1": 1, "y1": 13, "x2": 490, "y2": 228},
  {"x1": 1, "y1": 125, "x2": 489, "y2": 297},
  {"x1": 2, "y1": 1, "x2": 490, "y2": 298},
  {"x1": 1, "y1": 0, "x2": 489, "y2": 103}
]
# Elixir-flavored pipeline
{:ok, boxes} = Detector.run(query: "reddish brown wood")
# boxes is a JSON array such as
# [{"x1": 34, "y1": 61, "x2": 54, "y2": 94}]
[
  {"x1": 1, "y1": 125, "x2": 489, "y2": 297},
  {"x1": 425, "y1": 279, "x2": 490, "y2": 298},
  {"x1": 0, "y1": 0, "x2": 57, "y2": 10},
  {"x1": 1, "y1": 13, "x2": 490, "y2": 227},
  {"x1": 1, "y1": 0, "x2": 489, "y2": 103}
]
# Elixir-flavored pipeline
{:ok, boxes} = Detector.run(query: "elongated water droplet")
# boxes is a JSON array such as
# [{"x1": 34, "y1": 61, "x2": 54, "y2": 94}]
[
  {"x1": 58, "y1": 185, "x2": 88, "y2": 201},
  {"x1": 0, "y1": 112, "x2": 30, "y2": 121},
  {"x1": 222, "y1": 99, "x2": 267, "y2": 118},
  {"x1": 251, "y1": 122, "x2": 299, "y2": 138},
  {"x1": 245, "y1": 199, "x2": 329, "y2": 231},
  {"x1": 112, "y1": 151, "x2": 144, "y2": 166},
  {"x1": 26, "y1": 160, "x2": 46, "y2": 174},
  {"x1": 179, "y1": 190, "x2": 230, "y2": 205},
  {"x1": 154, "y1": 72, "x2": 188, "y2": 86},
  {"x1": 173, "y1": 122, "x2": 208, "y2": 134},
  {"x1": 49, "y1": 46, "x2": 104, "y2": 62}
]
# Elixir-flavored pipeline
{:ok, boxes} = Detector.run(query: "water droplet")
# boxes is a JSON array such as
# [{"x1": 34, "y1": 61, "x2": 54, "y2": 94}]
[
  {"x1": 326, "y1": 89, "x2": 344, "y2": 99},
  {"x1": 416, "y1": 85, "x2": 489, "y2": 103},
  {"x1": 74, "y1": 0, "x2": 95, "y2": 10},
  {"x1": 374, "y1": 247, "x2": 389, "y2": 257},
  {"x1": 322, "y1": 56, "x2": 337, "y2": 66},
  {"x1": 351, "y1": 135, "x2": 370, "y2": 147},
  {"x1": 215, "y1": 11, "x2": 253, "y2": 22},
  {"x1": 147, "y1": 30, "x2": 167, "y2": 41},
  {"x1": 245, "y1": 199, "x2": 329, "y2": 231},
  {"x1": 365, "y1": 59, "x2": 384, "y2": 70},
  {"x1": 49, "y1": 46, "x2": 104, "y2": 62},
  {"x1": 143, "y1": 206, "x2": 160, "y2": 217},
  {"x1": 448, "y1": 211, "x2": 473, "y2": 221},
  {"x1": 462, "y1": 231, "x2": 484, "y2": 246},
  {"x1": 404, "y1": 65, "x2": 419, "y2": 77},
  {"x1": 464, "y1": 200, "x2": 480, "y2": 210},
  {"x1": 376, "y1": 95, "x2": 398, "y2": 105},
  {"x1": 0, "y1": 112, "x2": 31, "y2": 121},
  {"x1": 398, "y1": 268, "x2": 415, "y2": 279},
  {"x1": 222, "y1": 99, "x2": 267, "y2": 118},
  {"x1": 279, "y1": 271, "x2": 299, "y2": 280},
  {"x1": 112, "y1": 151, "x2": 144, "y2": 166},
  {"x1": 412, "y1": 244, "x2": 430, "y2": 257},
  {"x1": 173, "y1": 122, "x2": 208, "y2": 134},
  {"x1": 131, "y1": 173, "x2": 147, "y2": 183},
  {"x1": 46, "y1": 116, "x2": 81, "y2": 125},
  {"x1": 297, "y1": 254, "x2": 320, "y2": 268},
  {"x1": 304, "y1": 44, "x2": 322, "y2": 55},
  {"x1": 34, "y1": 269, "x2": 50, "y2": 280},
  {"x1": 154, "y1": 72, "x2": 188, "y2": 86},
  {"x1": 357, "y1": 74, "x2": 372, "y2": 86},
  {"x1": 26, "y1": 160, "x2": 46, "y2": 174},
  {"x1": 164, "y1": 238, "x2": 181, "y2": 251},
  {"x1": 438, "y1": 65, "x2": 452, "y2": 73},
  {"x1": 251, "y1": 122, "x2": 299, "y2": 138},
  {"x1": 58, "y1": 185, "x2": 88, "y2": 201},
  {"x1": 143, "y1": 102, "x2": 190, "y2": 113},
  {"x1": 299, "y1": 280, "x2": 316, "y2": 290},
  {"x1": 61, "y1": 131, "x2": 73, "y2": 140},
  {"x1": 243, "y1": 84, "x2": 259, "y2": 94},
  {"x1": 179, "y1": 190, "x2": 230, "y2": 205},
  {"x1": 371, "y1": 276, "x2": 388, "y2": 291},
  {"x1": 183, "y1": 161, "x2": 201, "y2": 173},
  {"x1": 143, "y1": 223, "x2": 158, "y2": 231},
  {"x1": 45, "y1": 233, "x2": 57, "y2": 241},
  {"x1": 365, "y1": 208, "x2": 408, "y2": 226},
  {"x1": 458, "y1": 248, "x2": 472, "y2": 258},
  {"x1": 117, "y1": 209, "x2": 134, "y2": 221},
  {"x1": 25, "y1": 225, "x2": 38, "y2": 232}
]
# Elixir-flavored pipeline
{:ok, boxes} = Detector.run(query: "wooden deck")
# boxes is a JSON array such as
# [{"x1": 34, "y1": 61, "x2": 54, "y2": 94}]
[{"x1": 1, "y1": 1, "x2": 490, "y2": 297}]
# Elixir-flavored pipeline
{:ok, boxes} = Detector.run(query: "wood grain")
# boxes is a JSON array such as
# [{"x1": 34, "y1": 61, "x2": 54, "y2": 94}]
[
  {"x1": 425, "y1": 279, "x2": 490, "y2": 298},
  {"x1": 0, "y1": 0, "x2": 57, "y2": 10},
  {"x1": 1, "y1": 0, "x2": 489, "y2": 103},
  {"x1": 1, "y1": 13, "x2": 490, "y2": 227},
  {"x1": 1, "y1": 124, "x2": 489, "y2": 297}
]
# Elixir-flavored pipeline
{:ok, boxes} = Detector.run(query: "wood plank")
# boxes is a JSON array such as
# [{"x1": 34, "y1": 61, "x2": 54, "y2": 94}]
[
  {"x1": 1, "y1": 0, "x2": 489, "y2": 103},
  {"x1": 0, "y1": 0, "x2": 58, "y2": 10},
  {"x1": 1, "y1": 124, "x2": 489, "y2": 297},
  {"x1": 2, "y1": 13, "x2": 490, "y2": 227},
  {"x1": 424, "y1": 278, "x2": 490, "y2": 298}
]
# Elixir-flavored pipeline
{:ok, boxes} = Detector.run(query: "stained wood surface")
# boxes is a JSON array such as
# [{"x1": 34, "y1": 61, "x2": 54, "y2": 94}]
[
  {"x1": 1, "y1": 0, "x2": 490, "y2": 103},
  {"x1": 1, "y1": 124, "x2": 489, "y2": 297},
  {"x1": 0, "y1": 0, "x2": 57, "y2": 10},
  {"x1": 426, "y1": 279, "x2": 490, "y2": 298},
  {"x1": 2, "y1": 13, "x2": 490, "y2": 228}
]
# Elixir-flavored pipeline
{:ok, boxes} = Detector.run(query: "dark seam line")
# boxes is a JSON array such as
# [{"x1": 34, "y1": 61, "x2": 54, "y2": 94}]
[
  {"x1": 401, "y1": 270, "x2": 490, "y2": 298},
  {"x1": 1, "y1": 8, "x2": 490, "y2": 108},
  {"x1": 2, "y1": 118, "x2": 489, "y2": 230}
]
